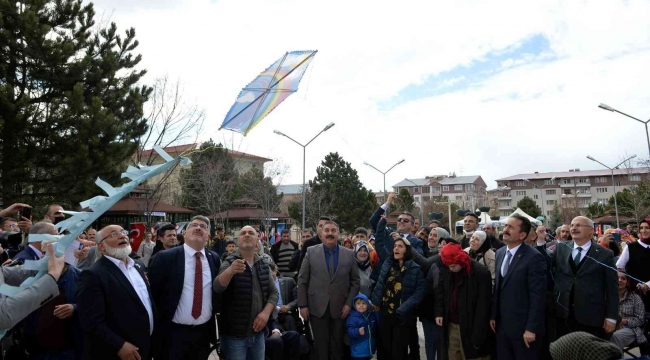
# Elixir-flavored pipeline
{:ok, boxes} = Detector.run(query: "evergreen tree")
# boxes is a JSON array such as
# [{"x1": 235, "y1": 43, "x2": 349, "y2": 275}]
[
  {"x1": 309, "y1": 152, "x2": 376, "y2": 233},
  {"x1": 548, "y1": 204, "x2": 563, "y2": 230},
  {"x1": 0, "y1": 0, "x2": 150, "y2": 208},
  {"x1": 395, "y1": 188, "x2": 415, "y2": 212},
  {"x1": 516, "y1": 196, "x2": 541, "y2": 218}
]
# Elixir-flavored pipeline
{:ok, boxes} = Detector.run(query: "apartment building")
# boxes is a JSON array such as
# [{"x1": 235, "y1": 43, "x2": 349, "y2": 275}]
[
  {"x1": 392, "y1": 175, "x2": 488, "y2": 208},
  {"x1": 495, "y1": 168, "x2": 650, "y2": 217}
]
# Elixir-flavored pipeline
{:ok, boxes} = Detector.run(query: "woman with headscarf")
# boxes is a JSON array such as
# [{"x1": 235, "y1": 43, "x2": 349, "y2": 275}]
[
  {"x1": 435, "y1": 243, "x2": 493, "y2": 360},
  {"x1": 343, "y1": 237, "x2": 353, "y2": 250},
  {"x1": 616, "y1": 218, "x2": 650, "y2": 310},
  {"x1": 355, "y1": 240, "x2": 375, "y2": 298},
  {"x1": 463, "y1": 230, "x2": 496, "y2": 283},
  {"x1": 371, "y1": 231, "x2": 425, "y2": 360}
]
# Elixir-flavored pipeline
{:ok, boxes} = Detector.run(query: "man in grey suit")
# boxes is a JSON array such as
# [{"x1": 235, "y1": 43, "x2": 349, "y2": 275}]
[
  {"x1": 551, "y1": 216, "x2": 618, "y2": 339},
  {"x1": 0, "y1": 242, "x2": 65, "y2": 329},
  {"x1": 298, "y1": 221, "x2": 360, "y2": 360}
]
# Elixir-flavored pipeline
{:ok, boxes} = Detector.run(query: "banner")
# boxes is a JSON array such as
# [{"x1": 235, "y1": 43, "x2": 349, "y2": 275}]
[{"x1": 130, "y1": 222, "x2": 146, "y2": 254}]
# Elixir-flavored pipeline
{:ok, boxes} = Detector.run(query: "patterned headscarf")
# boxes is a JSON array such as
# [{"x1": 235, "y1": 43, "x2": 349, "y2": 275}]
[
  {"x1": 440, "y1": 243, "x2": 471, "y2": 274},
  {"x1": 550, "y1": 332, "x2": 622, "y2": 360}
]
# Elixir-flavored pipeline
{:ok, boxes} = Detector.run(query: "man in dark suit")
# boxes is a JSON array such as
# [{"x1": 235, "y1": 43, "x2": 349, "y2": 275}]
[
  {"x1": 13, "y1": 222, "x2": 53, "y2": 264},
  {"x1": 148, "y1": 215, "x2": 220, "y2": 360},
  {"x1": 551, "y1": 216, "x2": 618, "y2": 339},
  {"x1": 491, "y1": 213, "x2": 547, "y2": 360},
  {"x1": 269, "y1": 262, "x2": 300, "y2": 332},
  {"x1": 296, "y1": 216, "x2": 330, "y2": 271},
  {"x1": 298, "y1": 220, "x2": 360, "y2": 360},
  {"x1": 458, "y1": 212, "x2": 480, "y2": 249},
  {"x1": 369, "y1": 192, "x2": 423, "y2": 255},
  {"x1": 76, "y1": 225, "x2": 155, "y2": 360}
]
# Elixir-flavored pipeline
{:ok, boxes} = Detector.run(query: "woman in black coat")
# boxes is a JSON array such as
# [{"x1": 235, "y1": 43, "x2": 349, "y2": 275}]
[{"x1": 435, "y1": 243, "x2": 493, "y2": 360}]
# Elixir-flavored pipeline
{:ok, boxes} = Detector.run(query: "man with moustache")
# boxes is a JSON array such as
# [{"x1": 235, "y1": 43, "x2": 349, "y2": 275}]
[
  {"x1": 76, "y1": 225, "x2": 155, "y2": 360},
  {"x1": 297, "y1": 217, "x2": 331, "y2": 272},
  {"x1": 551, "y1": 216, "x2": 618, "y2": 339},
  {"x1": 214, "y1": 226, "x2": 279, "y2": 360},
  {"x1": 491, "y1": 214, "x2": 546, "y2": 360},
  {"x1": 298, "y1": 221, "x2": 360, "y2": 360},
  {"x1": 148, "y1": 215, "x2": 220, "y2": 359}
]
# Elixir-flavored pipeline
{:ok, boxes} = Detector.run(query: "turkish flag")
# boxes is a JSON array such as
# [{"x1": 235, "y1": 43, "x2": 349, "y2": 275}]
[{"x1": 130, "y1": 222, "x2": 147, "y2": 253}]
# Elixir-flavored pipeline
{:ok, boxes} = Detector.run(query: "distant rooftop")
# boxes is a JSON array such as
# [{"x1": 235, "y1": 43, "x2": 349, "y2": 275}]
[
  {"x1": 393, "y1": 175, "x2": 483, "y2": 187},
  {"x1": 437, "y1": 175, "x2": 481, "y2": 185},
  {"x1": 393, "y1": 178, "x2": 430, "y2": 187},
  {"x1": 138, "y1": 143, "x2": 271, "y2": 162},
  {"x1": 496, "y1": 167, "x2": 650, "y2": 182},
  {"x1": 277, "y1": 184, "x2": 307, "y2": 195}
]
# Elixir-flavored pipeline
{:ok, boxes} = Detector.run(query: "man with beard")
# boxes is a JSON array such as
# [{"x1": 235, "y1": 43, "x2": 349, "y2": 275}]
[
  {"x1": 298, "y1": 221, "x2": 360, "y2": 360},
  {"x1": 458, "y1": 212, "x2": 480, "y2": 249},
  {"x1": 76, "y1": 225, "x2": 155, "y2": 360},
  {"x1": 214, "y1": 226, "x2": 279, "y2": 360},
  {"x1": 482, "y1": 223, "x2": 504, "y2": 250},
  {"x1": 43, "y1": 204, "x2": 65, "y2": 225},
  {"x1": 491, "y1": 214, "x2": 546, "y2": 360},
  {"x1": 148, "y1": 215, "x2": 220, "y2": 360}
]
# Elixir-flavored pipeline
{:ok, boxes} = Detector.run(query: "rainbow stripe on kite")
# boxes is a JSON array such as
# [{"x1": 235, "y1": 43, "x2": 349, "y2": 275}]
[{"x1": 220, "y1": 50, "x2": 318, "y2": 135}]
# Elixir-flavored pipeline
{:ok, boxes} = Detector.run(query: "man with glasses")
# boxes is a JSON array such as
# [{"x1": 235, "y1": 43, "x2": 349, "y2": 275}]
[
  {"x1": 76, "y1": 225, "x2": 155, "y2": 360},
  {"x1": 551, "y1": 216, "x2": 618, "y2": 339},
  {"x1": 149, "y1": 215, "x2": 221, "y2": 359}
]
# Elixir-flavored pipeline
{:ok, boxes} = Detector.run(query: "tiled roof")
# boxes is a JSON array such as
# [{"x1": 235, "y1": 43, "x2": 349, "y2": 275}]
[
  {"x1": 393, "y1": 178, "x2": 430, "y2": 187},
  {"x1": 437, "y1": 176, "x2": 481, "y2": 185},
  {"x1": 393, "y1": 175, "x2": 483, "y2": 187}
]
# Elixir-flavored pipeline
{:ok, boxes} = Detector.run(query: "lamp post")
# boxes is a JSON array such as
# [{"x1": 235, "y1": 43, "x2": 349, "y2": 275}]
[
  {"x1": 363, "y1": 159, "x2": 405, "y2": 200},
  {"x1": 274, "y1": 122, "x2": 335, "y2": 230},
  {"x1": 434, "y1": 200, "x2": 454, "y2": 236},
  {"x1": 586, "y1": 154, "x2": 637, "y2": 228},
  {"x1": 402, "y1": 178, "x2": 426, "y2": 226},
  {"x1": 523, "y1": 176, "x2": 556, "y2": 222},
  {"x1": 599, "y1": 103, "x2": 650, "y2": 159}
]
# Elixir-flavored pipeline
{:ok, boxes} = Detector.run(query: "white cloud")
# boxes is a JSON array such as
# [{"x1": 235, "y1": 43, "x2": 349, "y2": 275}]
[{"x1": 92, "y1": 0, "x2": 650, "y2": 193}]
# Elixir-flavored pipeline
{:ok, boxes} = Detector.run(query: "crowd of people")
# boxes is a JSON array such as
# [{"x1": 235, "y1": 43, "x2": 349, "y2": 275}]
[{"x1": 1, "y1": 191, "x2": 650, "y2": 360}]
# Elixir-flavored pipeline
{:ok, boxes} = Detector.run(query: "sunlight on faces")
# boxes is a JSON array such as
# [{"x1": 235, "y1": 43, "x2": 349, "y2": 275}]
[
  {"x1": 428, "y1": 230, "x2": 438, "y2": 248},
  {"x1": 502, "y1": 218, "x2": 526, "y2": 244},
  {"x1": 237, "y1": 226, "x2": 259, "y2": 251},
  {"x1": 322, "y1": 223, "x2": 339, "y2": 248}
]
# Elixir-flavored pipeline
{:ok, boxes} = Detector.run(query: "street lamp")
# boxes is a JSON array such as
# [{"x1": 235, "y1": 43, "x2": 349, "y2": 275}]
[
  {"x1": 274, "y1": 122, "x2": 335, "y2": 230},
  {"x1": 363, "y1": 159, "x2": 405, "y2": 199},
  {"x1": 599, "y1": 103, "x2": 650, "y2": 159},
  {"x1": 402, "y1": 178, "x2": 426, "y2": 226},
  {"x1": 586, "y1": 154, "x2": 637, "y2": 228},
  {"x1": 523, "y1": 176, "x2": 556, "y2": 221}
]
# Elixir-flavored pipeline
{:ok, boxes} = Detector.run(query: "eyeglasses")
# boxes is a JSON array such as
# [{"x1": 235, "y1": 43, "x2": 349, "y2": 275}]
[
  {"x1": 99, "y1": 230, "x2": 129, "y2": 243},
  {"x1": 397, "y1": 218, "x2": 411, "y2": 224},
  {"x1": 188, "y1": 223, "x2": 208, "y2": 230}
]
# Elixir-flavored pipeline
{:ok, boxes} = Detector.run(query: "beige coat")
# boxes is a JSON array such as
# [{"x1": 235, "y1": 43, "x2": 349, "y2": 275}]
[{"x1": 464, "y1": 247, "x2": 496, "y2": 283}]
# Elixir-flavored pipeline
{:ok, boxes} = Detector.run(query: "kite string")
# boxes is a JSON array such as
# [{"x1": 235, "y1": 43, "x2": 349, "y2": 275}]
[{"x1": 302, "y1": 54, "x2": 316, "y2": 101}]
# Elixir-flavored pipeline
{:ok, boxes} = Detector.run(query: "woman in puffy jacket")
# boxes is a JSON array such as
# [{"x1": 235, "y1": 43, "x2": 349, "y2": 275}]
[{"x1": 371, "y1": 215, "x2": 425, "y2": 360}]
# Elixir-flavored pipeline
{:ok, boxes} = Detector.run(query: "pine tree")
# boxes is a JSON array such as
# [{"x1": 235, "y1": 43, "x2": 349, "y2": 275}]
[
  {"x1": 516, "y1": 196, "x2": 541, "y2": 218},
  {"x1": 309, "y1": 153, "x2": 376, "y2": 233},
  {"x1": 0, "y1": 0, "x2": 150, "y2": 208},
  {"x1": 394, "y1": 188, "x2": 415, "y2": 212}
]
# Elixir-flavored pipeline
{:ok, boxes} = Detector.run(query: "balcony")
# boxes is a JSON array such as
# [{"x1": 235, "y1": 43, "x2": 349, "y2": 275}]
[
  {"x1": 575, "y1": 182, "x2": 591, "y2": 187},
  {"x1": 498, "y1": 195, "x2": 512, "y2": 200},
  {"x1": 576, "y1": 192, "x2": 592, "y2": 198},
  {"x1": 578, "y1": 203, "x2": 590, "y2": 209},
  {"x1": 559, "y1": 183, "x2": 576, "y2": 188},
  {"x1": 498, "y1": 206, "x2": 513, "y2": 211}
]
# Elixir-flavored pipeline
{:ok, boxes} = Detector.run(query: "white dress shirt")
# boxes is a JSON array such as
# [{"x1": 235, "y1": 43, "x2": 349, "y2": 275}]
[
  {"x1": 617, "y1": 240, "x2": 650, "y2": 287},
  {"x1": 28, "y1": 245, "x2": 43, "y2": 259},
  {"x1": 571, "y1": 241, "x2": 592, "y2": 264},
  {"x1": 104, "y1": 255, "x2": 154, "y2": 334},
  {"x1": 172, "y1": 244, "x2": 213, "y2": 325},
  {"x1": 500, "y1": 244, "x2": 522, "y2": 277}
]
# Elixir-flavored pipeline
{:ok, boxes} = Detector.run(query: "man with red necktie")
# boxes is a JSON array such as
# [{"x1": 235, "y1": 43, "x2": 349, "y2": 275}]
[{"x1": 148, "y1": 215, "x2": 221, "y2": 360}]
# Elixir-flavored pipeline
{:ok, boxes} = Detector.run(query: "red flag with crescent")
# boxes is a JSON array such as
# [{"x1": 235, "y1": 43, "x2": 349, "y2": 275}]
[{"x1": 130, "y1": 222, "x2": 146, "y2": 253}]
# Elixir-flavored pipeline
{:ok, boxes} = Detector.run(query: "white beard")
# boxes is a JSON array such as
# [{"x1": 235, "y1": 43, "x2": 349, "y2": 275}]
[{"x1": 104, "y1": 244, "x2": 133, "y2": 260}]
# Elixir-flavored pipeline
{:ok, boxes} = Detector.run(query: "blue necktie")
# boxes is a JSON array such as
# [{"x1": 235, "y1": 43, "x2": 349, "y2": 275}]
[{"x1": 502, "y1": 250, "x2": 513, "y2": 277}]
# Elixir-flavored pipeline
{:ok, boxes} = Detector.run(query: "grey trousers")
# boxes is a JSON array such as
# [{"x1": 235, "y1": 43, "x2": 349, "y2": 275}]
[
  {"x1": 610, "y1": 328, "x2": 637, "y2": 350},
  {"x1": 310, "y1": 304, "x2": 343, "y2": 360}
]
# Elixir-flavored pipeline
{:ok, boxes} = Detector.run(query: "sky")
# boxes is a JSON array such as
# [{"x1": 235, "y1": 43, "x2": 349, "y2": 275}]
[{"x1": 90, "y1": 0, "x2": 650, "y2": 192}]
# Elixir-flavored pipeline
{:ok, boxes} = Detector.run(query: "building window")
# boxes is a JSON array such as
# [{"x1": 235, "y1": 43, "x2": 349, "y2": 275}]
[
  {"x1": 544, "y1": 179, "x2": 555, "y2": 185},
  {"x1": 578, "y1": 178, "x2": 589, "y2": 184},
  {"x1": 596, "y1": 188, "x2": 608, "y2": 193},
  {"x1": 615, "y1": 181, "x2": 621, "y2": 187},
  {"x1": 534, "y1": 195, "x2": 539, "y2": 199},
  {"x1": 546, "y1": 200, "x2": 557, "y2": 205},
  {"x1": 454, "y1": 185, "x2": 463, "y2": 191},
  {"x1": 563, "y1": 189, "x2": 572, "y2": 195},
  {"x1": 595, "y1": 177, "x2": 606, "y2": 183},
  {"x1": 433, "y1": 186, "x2": 441, "y2": 192},
  {"x1": 442, "y1": 186, "x2": 449, "y2": 191},
  {"x1": 630, "y1": 175, "x2": 641, "y2": 182},
  {"x1": 414, "y1": 187, "x2": 419, "y2": 193},
  {"x1": 456, "y1": 196, "x2": 463, "y2": 201},
  {"x1": 516, "y1": 191, "x2": 526, "y2": 196},
  {"x1": 562, "y1": 179, "x2": 572, "y2": 184},
  {"x1": 547, "y1": 210, "x2": 551, "y2": 216},
  {"x1": 546, "y1": 189, "x2": 556, "y2": 195},
  {"x1": 515, "y1": 181, "x2": 526, "y2": 186},
  {"x1": 597, "y1": 199, "x2": 608, "y2": 205}
]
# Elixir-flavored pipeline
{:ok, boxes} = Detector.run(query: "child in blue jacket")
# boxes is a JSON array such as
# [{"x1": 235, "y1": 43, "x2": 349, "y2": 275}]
[{"x1": 346, "y1": 293, "x2": 379, "y2": 360}]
